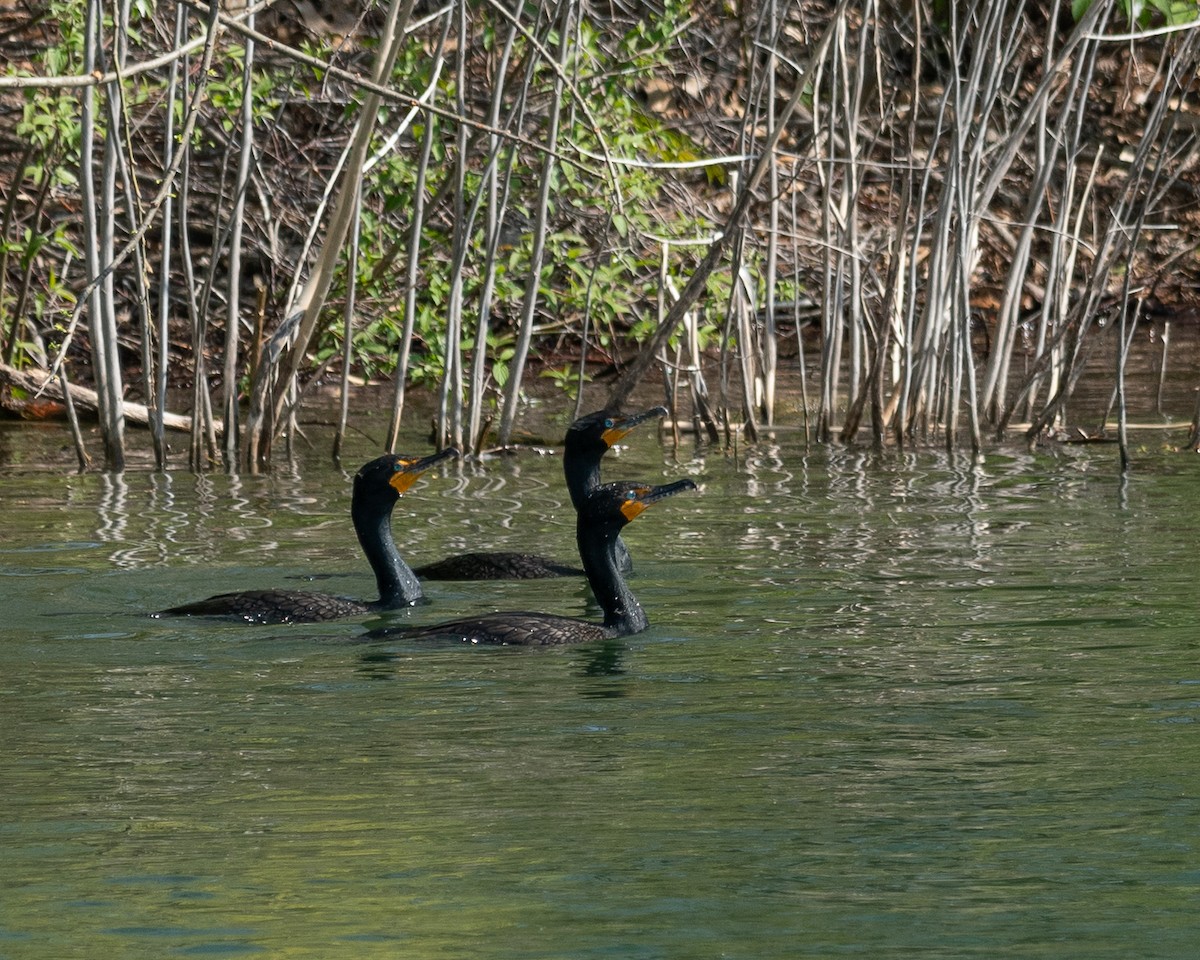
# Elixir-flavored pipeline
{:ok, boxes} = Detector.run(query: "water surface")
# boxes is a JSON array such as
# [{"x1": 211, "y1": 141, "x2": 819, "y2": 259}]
[{"x1": 3, "y1": 424, "x2": 1199, "y2": 959}]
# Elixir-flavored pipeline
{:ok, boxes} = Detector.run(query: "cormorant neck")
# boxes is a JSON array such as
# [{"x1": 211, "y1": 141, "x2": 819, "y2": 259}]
[
  {"x1": 564, "y1": 447, "x2": 632, "y2": 573},
  {"x1": 563, "y1": 445, "x2": 602, "y2": 509},
  {"x1": 578, "y1": 518, "x2": 646, "y2": 635},
  {"x1": 352, "y1": 498, "x2": 423, "y2": 608}
]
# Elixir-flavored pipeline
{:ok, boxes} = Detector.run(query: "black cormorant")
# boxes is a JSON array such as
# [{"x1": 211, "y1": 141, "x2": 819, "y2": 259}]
[
  {"x1": 366, "y1": 477, "x2": 696, "y2": 645},
  {"x1": 411, "y1": 405, "x2": 667, "y2": 580},
  {"x1": 154, "y1": 449, "x2": 456, "y2": 624}
]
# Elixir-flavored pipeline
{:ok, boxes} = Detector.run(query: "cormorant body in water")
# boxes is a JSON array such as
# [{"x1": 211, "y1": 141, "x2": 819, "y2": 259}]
[
  {"x1": 155, "y1": 449, "x2": 456, "y2": 624},
  {"x1": 411, "y1": 405, "x2": 666, "y2": 580},
  {"x1": 411, "y1": 549, "x2": 581, "y2": 581},
  {"x1": 366, "y1": 477, "x2": 696, "y2": 646}
]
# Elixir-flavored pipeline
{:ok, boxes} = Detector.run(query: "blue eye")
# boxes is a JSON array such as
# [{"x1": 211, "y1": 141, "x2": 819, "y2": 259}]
[{"x1": 604, "y1": 419, "x2": 614, "y2": 428}]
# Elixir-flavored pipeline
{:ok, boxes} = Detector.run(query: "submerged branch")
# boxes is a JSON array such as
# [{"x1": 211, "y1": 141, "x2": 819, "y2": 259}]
[{"x1": 0, "y1": 362, "x2": 222, "y2": 436}]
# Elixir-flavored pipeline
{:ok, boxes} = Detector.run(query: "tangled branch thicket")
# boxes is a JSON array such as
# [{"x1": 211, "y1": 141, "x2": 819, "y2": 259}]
[{"x1": 1, "y1": 0, "x2": 1198, "y2": 471}]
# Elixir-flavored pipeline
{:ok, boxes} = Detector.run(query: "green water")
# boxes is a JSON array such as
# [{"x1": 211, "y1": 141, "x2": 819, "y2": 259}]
[{"x1": 3, "y1": 425, "x2": 1199, "y2": 959}]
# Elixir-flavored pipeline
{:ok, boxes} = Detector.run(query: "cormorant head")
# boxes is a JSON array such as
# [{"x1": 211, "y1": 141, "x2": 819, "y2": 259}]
[
  {"x1": 565, "y1": 405, "x2": 668, "y2": 457},
  {"x1": 585, "y1": 478, "x2": 697, "y2": 534},
  {"x1": 354, "y1": 448, "x2": 459, "y2": 509}
]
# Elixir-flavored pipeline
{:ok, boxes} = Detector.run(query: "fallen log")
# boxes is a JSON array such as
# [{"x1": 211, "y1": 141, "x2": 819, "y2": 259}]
[{"x1": 0, "y1": 361, "x2": 221, "y2": 436}]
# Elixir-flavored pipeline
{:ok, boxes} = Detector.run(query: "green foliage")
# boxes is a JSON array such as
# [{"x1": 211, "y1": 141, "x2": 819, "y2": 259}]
[
  {"x1": 14, "y1": 0, "x2": 87, "y2": 184},
  {"x1": 3, "y1": 0, "x2": 88, "y2": 354},
  {"x1": 13, "y1": 259, "x2": 78, "y2": 368},
  {"x1": 540, "y1": 364, "x2": 590, "y2": 401},
  {"x1": 15, "y1": 0, "x2": 163, "y2": 166},
  {"x1": 480, "y1": 332, "x2": 516, "y2": 389},
  {"x1": 203, "y1": 45, "x2": 283, "y2": 136},
  {"x1": 1072, "y1": 0, "x2": 1199, "y2": 25}
]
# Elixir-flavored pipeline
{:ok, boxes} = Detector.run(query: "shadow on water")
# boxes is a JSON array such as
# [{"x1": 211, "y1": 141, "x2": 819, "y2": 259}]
[{"x1": 354, "y1": 638, "x2": 631, "y2": 690}]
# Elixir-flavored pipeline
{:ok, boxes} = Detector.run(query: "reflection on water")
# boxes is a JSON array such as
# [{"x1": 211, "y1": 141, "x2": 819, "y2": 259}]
[{"x1": 3, "y1": 432, "x2": 1200, "y2": 959}]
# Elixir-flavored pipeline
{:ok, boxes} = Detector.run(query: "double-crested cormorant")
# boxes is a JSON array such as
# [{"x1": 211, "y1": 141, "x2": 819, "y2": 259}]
[
  {"x1": 565, "y1": 404, "x2": 668, "y2": 575},
  {"x1": 366, "y1": 477, "x2": 696, "y2": 646},
  {"x1": 154, "y1": 449, "x2": 456, "y2": 624},
  {"x1": 411, "y1": 405, "x2": 667, "y2": 580}
]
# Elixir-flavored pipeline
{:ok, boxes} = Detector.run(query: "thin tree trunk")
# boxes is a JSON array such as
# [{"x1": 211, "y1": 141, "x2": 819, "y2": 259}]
[
  {"x1": 466, "y1": 19, "x2": 520, "y2": 453},
  {"x1": 761, "y1": 0, "x2": 779, "y2": 427},
  {"x1": 150, "y1": 4, "x2": 187, "y2": 470},
  {"x1": 334, "y1": 187, "x2": 362, "y2": 463},
  {"x1": 81, "y1": 0, "x2": 126, "y2": 470},
  {"x1": 385, "y1": 10, "x2": 452, "y2": 452},
  {"x1": 437, "y1": 0, "x2": 471, "y2": 452},
  {"x1": 223, "y1": 5, "x2": 256, "y2": 465},
  {"x1": 498, "y1": 0, "x2": 572, "y2": 446}
]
